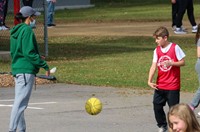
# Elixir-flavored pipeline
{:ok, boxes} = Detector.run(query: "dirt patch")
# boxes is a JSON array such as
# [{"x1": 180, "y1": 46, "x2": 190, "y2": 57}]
[
  {"x1": 0, "y1": 74, "x2": 56, "y2": 87},
  {"x1": 47, "y1": 21, "x2": 196, "y2": 37}
]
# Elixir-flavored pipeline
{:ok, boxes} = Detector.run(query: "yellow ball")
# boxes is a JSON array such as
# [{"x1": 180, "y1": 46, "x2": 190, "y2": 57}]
[{"x1": 85, "y1": 97, "x2": 102, "y2": 115}]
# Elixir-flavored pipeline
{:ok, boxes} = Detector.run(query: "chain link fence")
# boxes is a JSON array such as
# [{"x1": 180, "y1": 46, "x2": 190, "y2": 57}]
[{"x1": 0, "y1": 0, "x2": 47, "y2": 56}]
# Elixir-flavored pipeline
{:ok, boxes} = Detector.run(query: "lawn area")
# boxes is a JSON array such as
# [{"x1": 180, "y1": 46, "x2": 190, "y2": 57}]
[
  {"x1": 1, "y1": 1, "x2": 200, "y2": 92},
  {"x1": 1, "y1": 36, "x2": 198, "y2": 92}
]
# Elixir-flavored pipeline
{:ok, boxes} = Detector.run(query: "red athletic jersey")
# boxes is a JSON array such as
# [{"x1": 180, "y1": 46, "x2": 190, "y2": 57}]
[{"x1": 156, "y1": 43, "x2": 180, "y2": 90}]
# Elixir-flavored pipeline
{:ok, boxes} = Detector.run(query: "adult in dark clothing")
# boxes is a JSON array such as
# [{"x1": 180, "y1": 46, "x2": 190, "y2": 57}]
[
  {"x1": 0, "y1": 0, "x2": 9, "y2": 30},
  {"x1": 22, "y1": 0, "x2": 34, "y2": 7},
  {"x1": 171, "y1": 0, "x2": 178, "y2": 29},
  {"x1": 174, "y1": 0, "x2": 197, "y2": 34}
]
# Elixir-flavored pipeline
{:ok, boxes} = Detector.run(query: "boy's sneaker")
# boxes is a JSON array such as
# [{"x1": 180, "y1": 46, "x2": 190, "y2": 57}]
[
  {"x1": 174, "y1": 27, "x2": 187, "y2": 34},
  {"x1": 158, "y1": 126, "x2": 168, "y2": 132},
  {"x1": 192, "y1": 25, "x2": 198, "y2": 33}
]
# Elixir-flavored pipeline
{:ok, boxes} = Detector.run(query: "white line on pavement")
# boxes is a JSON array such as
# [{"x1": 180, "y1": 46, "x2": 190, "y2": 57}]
[
  {"x1": 0, "y1": 104, "x2": 44, "y2": 110},
  {"x1": 0, "y1": 101, "x2": 57, "y2": 110},
  {"x1": 0, "y1": 99, "x2": 14, "y2": 102}
]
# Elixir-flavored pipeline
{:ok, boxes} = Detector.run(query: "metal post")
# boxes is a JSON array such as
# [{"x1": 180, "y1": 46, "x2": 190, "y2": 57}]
[{"x1": 43, "y1": 0, "x2": 48, "y2": 57}]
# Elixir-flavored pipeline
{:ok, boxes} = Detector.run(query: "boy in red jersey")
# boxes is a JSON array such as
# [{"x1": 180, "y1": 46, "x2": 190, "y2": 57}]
[{"x1": 148, "y1": 26, "x2": 186, "y2": 132}]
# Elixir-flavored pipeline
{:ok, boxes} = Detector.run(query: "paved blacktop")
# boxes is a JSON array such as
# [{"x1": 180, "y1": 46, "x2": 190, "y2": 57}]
[{"x1": 0, "y1": 83, "x2": 199, "y2": 132}]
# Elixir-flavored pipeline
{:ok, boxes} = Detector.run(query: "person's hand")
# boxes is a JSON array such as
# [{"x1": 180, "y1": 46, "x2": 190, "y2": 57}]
[
  {"x1": 40, "y1": 55, "x2": 46, "y2": 60},
  {"x1": 46, "y1": 70, "x2": 50, "y2": 76},
  {"x1": 162, "y1": 60, "x2": 173, "y2": 67},
  {"x1": 171, "y1": 0, "x2": 176, "y2": 4},
  {"x1": 148, "y1": 82, "x2": 158, "y2": 90}
]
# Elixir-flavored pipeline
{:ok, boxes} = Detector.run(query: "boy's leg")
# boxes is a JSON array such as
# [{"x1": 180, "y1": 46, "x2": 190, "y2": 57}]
[
  {"x1": 153, "y1": 90, "x2": 167, "y2": 128},
  {"x1": 167, "y1": 90, "x2": 180, "y2": 107},
  {"x1": 9, "y1": 74, "x2": 34, "y2": 132}
]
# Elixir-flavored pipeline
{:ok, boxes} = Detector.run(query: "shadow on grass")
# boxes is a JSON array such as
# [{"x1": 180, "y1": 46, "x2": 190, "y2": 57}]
[{"x1": 45, "y1": 36, "x2": 155, "y2": 61}]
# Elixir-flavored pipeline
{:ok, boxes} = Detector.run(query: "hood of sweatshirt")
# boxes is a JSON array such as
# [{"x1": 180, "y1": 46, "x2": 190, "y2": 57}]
[{"x1": 10, "y1": 23, "x2": 30, "y2": 39}]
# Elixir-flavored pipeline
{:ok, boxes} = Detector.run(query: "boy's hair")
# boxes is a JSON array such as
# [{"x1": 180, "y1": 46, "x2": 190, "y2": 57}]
[
  {"x1": 153, "y1": 26, "x2": 169, "y2": 38},
  {"x1": 167, "y1": 103, "x2": 200, "y2": 132}
]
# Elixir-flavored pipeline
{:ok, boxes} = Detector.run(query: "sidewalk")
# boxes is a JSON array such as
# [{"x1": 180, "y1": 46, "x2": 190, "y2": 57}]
[{"x1": 0, "y1": 83, "x2": 199, "y2": 132}]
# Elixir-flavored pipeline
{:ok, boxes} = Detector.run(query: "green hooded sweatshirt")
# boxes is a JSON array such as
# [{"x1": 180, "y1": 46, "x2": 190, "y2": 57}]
[{"x1": 10, "y1": 23, "x2": 49, "y2": 75}]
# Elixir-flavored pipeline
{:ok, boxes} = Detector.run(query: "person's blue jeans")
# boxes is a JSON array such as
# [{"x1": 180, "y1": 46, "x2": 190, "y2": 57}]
[
  {"x1": 9, "y1": 74, "x2": 35, "y2": 132},
  {"x1": 47, "y1": 1, "x2": 55, "y2": 25},
  {"x1": 190, "y1": 59, "x2": 200, "y2": 108}
]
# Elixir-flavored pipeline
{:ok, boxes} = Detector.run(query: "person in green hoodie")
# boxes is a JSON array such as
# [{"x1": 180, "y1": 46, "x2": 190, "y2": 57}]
[{"x1": 9, "y1": 6, "x2": 50, "y2": 132}]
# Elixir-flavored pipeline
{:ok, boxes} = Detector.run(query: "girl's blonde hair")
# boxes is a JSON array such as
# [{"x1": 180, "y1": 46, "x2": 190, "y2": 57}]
[{"x1": 167, "y1": 103, "x2": 200, "y2": 132}]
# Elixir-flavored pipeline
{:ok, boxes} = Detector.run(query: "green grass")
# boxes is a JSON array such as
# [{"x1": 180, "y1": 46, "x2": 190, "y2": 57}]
[
  {"x1": 1, "y1": 1, "x2": 200, "y2": 92},
  {"x1": 55, "y1": 2, "x2": 200, "y2": 23},
  {"x1": 1, "y1": 36, "x2": 198, "y2": 92}
]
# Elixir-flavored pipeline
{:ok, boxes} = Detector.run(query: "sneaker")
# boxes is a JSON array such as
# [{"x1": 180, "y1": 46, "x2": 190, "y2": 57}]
[
  {"x1": 2, "y1": 25, "x2": 9, "y2": 30},
  {"x1": 172, "y1": 26, "x2": 186, "y2": 31},
  {"x1": 0, "y1": 25, "x2": 9, "y2": 31},
  {"x1": 174, "y1": 27, "x2": 187, "y2": 34},
  {"x1": 172, "y1": 25, "x2": 176, "y2": 31},
  {"x1": 192, "y1": 25, "x2": 198, "y2": 33},
  {"x1": 50, "y1": 24, "x2": 56, "y2": 26},
  {"x1": 47, "y1": 24, "x2": 56, "y2": 27},
  {"x1": 158, "y1": 126, "x2": 168, "y2": 132},
  {"x1": 197, "y1": 111, "x2": 200, "y2": 118}
]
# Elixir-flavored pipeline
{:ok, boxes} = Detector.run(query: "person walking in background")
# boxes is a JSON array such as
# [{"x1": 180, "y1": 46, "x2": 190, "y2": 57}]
[
  {"x1": 0, "y1": 0, "x2": 9, "y2": 30},
  {"x1": 171, "y1": 0, "x2": 178, "y2": 30},
  {"x1": 189, "y1": 24, "x2": 200, "y2": 114},
  {"x1": 174, "y1": 0, "x2": 197, "y2": 34},
  {"x1": 47, "y1": 0, "x2": 56, "y2": 27},
  {"x1": 22, "y1": 0, "x2": 34, "y2": 7},
  {"x1": 9, "y1": 6, "x2": 50, "y2": 132},
  {"x1": 167, "y1": 103, "x2": 200, "y2": 132},
  {"x1": 148, "y1": 26, "x2": 185, "y2": 132}
]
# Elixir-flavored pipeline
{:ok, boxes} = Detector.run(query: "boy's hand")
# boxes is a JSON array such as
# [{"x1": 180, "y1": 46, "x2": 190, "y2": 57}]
[
  {"x1": 148, "y1": 82, "x2": 158, "y2": 90},
  {"x1": 162, "y1": 60, "x2": 173, "y2": 67}
]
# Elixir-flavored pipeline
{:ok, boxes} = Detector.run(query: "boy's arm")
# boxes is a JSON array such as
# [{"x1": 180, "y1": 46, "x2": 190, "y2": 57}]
[
  {"x1": 171, "y1": 58, "x2": 185, "y2": 67},
  {"x1": 163, "y1": 58, "x2": 185, "y2": 67},
  {"x1": 148, "y1": 62, "x2": 158, "y2": 90}
]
